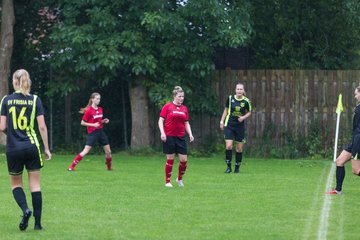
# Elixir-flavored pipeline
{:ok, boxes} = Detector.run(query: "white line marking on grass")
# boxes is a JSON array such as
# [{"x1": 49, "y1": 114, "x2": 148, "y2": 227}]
[
  {"x1": 317, "y1": 162, "x2": 336, "y2": 240},
  {"x1": 302, "y1": 164, "x2": 328, "y2": 240}
]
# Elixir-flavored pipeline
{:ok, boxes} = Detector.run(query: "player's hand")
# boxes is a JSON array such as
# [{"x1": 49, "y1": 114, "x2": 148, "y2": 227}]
[
  {"x1": 160, "y1": 134, "x2": 166, "y2": 142},
  {"x1": 189, "y1": 135, "x2": 194, "y2": 142},
  {"x1": 94, "y1": 122, "x2": 100, "y2": 128},
  {"x1": 102, "y1": 118, "x2": 109, "y2": 124},
  {"x1": 238, "y1": 116, "x2": 244, "y2": 122},
  {"x1": 220, "y1": 122, "x2": 224, "y2": 130},
  {"x1": 44, "y1": 149, "x2": 52, "y2": 161}
]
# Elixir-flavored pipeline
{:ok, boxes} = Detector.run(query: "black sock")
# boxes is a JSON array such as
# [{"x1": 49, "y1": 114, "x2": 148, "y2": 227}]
[
  {"x1": 235, "y1": 152, "x2": 243, "y2": 167},
  {"x1": 31, "y1": 191, "x2": 42, "y2": 226},
  {"x1": 12, "y1": 187, "x2": 29, "y2": 213},
  {"x1": 335, "y1": 166, "x2": 345, "y2": 192},
  {"x1": 225, "y1": 150, "x2": 232, "y2": 167}
]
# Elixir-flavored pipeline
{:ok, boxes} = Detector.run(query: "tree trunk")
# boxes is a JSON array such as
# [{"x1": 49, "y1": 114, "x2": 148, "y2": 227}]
[
  {"x1": 129, "y1": 77, "x2": 150, "y2": 148},
  {"x1": 121, "y1": 82, "x2": 129, "y2": 149},
  {"x1": 64, "y1": 94, "x2": 72, "y2": 143},
  {"x1": 0, "y1": 0, "x2": 15, "y2": 145}
]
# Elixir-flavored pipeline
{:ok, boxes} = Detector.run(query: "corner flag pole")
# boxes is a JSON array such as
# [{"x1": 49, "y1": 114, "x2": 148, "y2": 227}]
[{"x1": 333, "y1": 94, "x2": 343, "y2": 162}]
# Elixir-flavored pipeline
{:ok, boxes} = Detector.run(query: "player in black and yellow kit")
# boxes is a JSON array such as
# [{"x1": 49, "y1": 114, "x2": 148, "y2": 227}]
[
  {"x1": 0, "y1": 69, "x2": 51, "y2": 231},
  {"x1": 326, "y1": 85, "x2": 360, "y2": 194},
  {"x1": 220, "y1": 83, "x2": 252, "y2": 173}
]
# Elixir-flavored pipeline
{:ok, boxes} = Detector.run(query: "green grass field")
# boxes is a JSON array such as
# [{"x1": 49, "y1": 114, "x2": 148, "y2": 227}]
[{"x1": 0, "y1": 153, "x2": 359, "y2": 240}]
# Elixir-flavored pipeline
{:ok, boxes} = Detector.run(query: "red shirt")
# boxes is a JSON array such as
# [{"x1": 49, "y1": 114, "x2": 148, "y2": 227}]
[
  {"x1": 82, "y1": 106, "x2": 104, "y2": 134},
  {"x1": 160, "y1": 102, "x2": 189, "y2": 136}
]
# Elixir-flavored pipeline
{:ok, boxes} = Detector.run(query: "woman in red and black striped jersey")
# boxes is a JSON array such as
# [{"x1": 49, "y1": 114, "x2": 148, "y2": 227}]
[
  {"x1": 220, "y1": 83, "x2": 252, "y2": 174},
  {"x1": 158, "y1": 86, "x2": 194, "y2": 187},
  {"x1": 68, "y1": 92, "x2": 112, "y2": 171},
  {"x1": 0, "y1": 69, "x2": 51, "y2": 231}
]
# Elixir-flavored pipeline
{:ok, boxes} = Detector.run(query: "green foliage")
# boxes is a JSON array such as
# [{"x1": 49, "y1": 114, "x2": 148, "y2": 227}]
[
  {"x1": 38, "y1": 0, "x2": 252, "y2": 114},
  {"x1": 246, "y1": 120, "x2": 333, "y2": 159},
  {"x1": 248, "y1": 0, "x2": 360, "y2": 69}
]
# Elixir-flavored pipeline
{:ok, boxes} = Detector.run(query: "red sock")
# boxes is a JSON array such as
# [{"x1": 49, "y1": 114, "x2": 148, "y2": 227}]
[
  {"x1": 106, "y1": 156, "x2": 112, "y2": 170},
  {"x1": 70, "y1": 154, "x2": 83, "y2": 168},
  {"x1": 165, "y1": 159, "x2": 174, "y2": 183},
  {"x1": 178, "y1": 161, "x2": 187, "y2": 180}
]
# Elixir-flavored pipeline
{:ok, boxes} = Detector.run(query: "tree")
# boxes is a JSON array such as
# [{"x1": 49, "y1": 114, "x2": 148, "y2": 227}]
[
  {"x1": 248, "y1": 0, "x2": 360, "y2": 69},
  {"x1": 0, "y1": 0, "x2": 15, "y2": 145},
  {"x1": 38, "y1": 0, "x2": 252, "y2": 148}
]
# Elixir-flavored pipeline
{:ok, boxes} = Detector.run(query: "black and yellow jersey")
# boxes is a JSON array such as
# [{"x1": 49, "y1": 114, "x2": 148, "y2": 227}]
[
  {"x1": 224, "y1": 95, "x2": 252, "y2": 127},
  {"x1": 0, "y1": 92, "x2": 44, "y2": 152}
]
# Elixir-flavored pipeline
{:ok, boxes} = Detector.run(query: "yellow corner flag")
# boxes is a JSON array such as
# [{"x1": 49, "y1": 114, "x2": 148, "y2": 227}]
[{"x1": 336, "y1": 94, "x2": 343, "y2": 114}]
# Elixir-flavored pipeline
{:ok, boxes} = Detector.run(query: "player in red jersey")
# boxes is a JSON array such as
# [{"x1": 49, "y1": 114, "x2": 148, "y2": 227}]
[
  {"x1": 158, "y1": 86, "x2": 194, "y2": 187},
  {"x1": 68, "y1": 92, "x2": 112, "y2": 171}
]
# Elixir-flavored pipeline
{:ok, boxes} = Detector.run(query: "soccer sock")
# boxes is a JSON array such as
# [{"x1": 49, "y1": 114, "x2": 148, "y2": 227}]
[
  {"x1": 235, "y1": 152, "x2": 243, "y2": 167},
  {"x1": 71, "y1": 154, "x2": 83, "y2": 167},
  {"x1": 105, "y1": 156, "x2": 112, "y2": 170},
  {"x1": 165, "y1": 159, "x2": 174, "y2": 183},
  {"x1": 12, "y1": 187, "x2": 29, "y2": 214},
  {"x1": 178, "y1": 161, "x2": 187, "y2": 180},
  {"x1": 225, "y1": 150, "x2": 232, "y2": 167},
  {"x1": 335, "y1": 166, "x2": 345, "y2": 192},
  {"x1": 31, "y1": 191, "x2": 42, "y2": 226}
]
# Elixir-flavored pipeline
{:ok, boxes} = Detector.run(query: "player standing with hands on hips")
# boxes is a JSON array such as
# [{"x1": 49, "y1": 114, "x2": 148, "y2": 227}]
[
  {"x1": 0, "y1": 69, "x2": 51, "y2": 231},
  {"x1": 159, "y1": 86, "x2": 194, "y2": 187},
  {"x1": 220, "y1": 83, "x2": 252, "y2": 173},
  {"x1": 68, "y1": 92, "x2": 112, "y2": 171},
  {"x1": 326, "y1": 86, "x2": 360, "y2": 194}
]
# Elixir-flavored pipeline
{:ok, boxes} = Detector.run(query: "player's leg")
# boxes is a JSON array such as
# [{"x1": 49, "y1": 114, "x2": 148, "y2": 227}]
[
  {"x1": 224, "y1": 126, "x2": 234, "y2": 173},
  {"x1": 335, "y1": 150, "x2": 351, "y2": 192},
  {"x1": 163, "y1": 136, "x2": 176, "y2": 187},
  {"x1": 176, "y1": 137, "x2": 188, "y2": 187},
  {"x1": 234, "y1": 142, "x2": 244, "y2": 173},
  {"x1": 28, "y1": 171, "x2": 42, "y2": 230},
  {"x1": 351, "y1": 160, "x2": 360, "y2": 176},
  {"x1": 26, "y1": 146, "x2": 44, "y2": 230},
  {"x1": 103, "y1": 144, "x2": 112, "y2": 170},
  {"x1": 68, "y1": 145, "x2": 92, "y2": 170},
  {"x1": 100, "y1": 130, "x2": 112, "y2": 170},
  {"x1": 7, "y1": 150, "x2": 32, "y2": 231},
  {"x1": 351, "y1": 134, "x2": 360, "y2": 175},
  {"x1": 234, "y1": 127, "x2": 245, "y2": 173}
]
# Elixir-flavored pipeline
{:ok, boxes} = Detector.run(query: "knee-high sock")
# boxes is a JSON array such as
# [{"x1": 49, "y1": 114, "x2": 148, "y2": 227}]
[
  {"x1": 178, "y1": 161, "x2": 187, "y2": 180},
  {"x1": 105, "y1": 156, "x2": 112, "y2": 170},
  {"x1": 235, "y1": 152, "x2": 243, "y2": 166},
  {"x1": 70, "y1": 154, "x2": 83, "y2": 167},
  {"x1": 165, "y1": 159, "x2": 174, "y2": 183},
  {"x1": 225, "y1": 150, "x2": 232, "y2": 166},
  {"x1": 12, "y1": 187, "x2": 29, "y2": 213},
  {"x1": 335, "y1": 166, "x2": 345, "y2": 192},
  {"x1": 31, "y1": 191, "x2": 42, "y2": 226}
]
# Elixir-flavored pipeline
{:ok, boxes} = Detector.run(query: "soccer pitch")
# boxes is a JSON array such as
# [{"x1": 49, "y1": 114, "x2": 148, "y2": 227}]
[{"x1": 0, "y1": 153, "x2": 359, "y2": 240}]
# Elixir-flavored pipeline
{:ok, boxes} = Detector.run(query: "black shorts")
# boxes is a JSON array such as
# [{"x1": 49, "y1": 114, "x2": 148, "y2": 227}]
[
  {"x1": 344, "y1": 143, "x2": 352, "y2": 153},
  {"x1": 6, "y1": 145, "x2": 43, "y2": 175},
  {"x1": 85, "y1": 129, "x2": 109, "y2": 147},
  {"x1": 163, "y1": 136, "x2": 187, "y2": 155},
  {"x1": 224, "y1": 124, "x2": 245, "y2": 142},
  {"x1": 351, "y1": 134, "x2": 360, "y2": 160}
]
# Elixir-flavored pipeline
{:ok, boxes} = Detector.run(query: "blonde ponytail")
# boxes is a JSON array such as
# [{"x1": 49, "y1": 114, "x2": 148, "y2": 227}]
[{"x1": 13, "y1": 69, "x2": 31, "y2": 96}]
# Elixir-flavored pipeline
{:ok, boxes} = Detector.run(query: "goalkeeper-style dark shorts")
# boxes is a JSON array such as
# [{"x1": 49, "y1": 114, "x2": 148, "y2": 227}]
[{"x1": 163, "y1": 136, "x2": 187, "y2": 155}]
